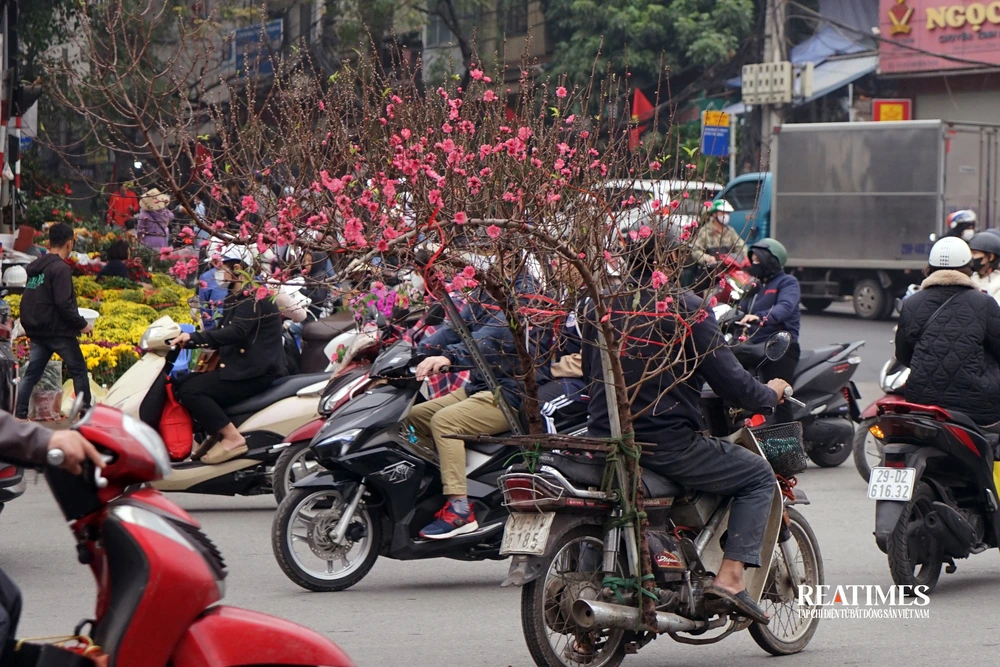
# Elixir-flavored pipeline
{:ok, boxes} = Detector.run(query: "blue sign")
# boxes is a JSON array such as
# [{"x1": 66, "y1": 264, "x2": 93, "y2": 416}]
[
  {"x1": 234, "y1": 19, "x2": 283, "y2": 78},
  {"x1": 701, "y1": 110, "x2": 731, "y2": 158}
]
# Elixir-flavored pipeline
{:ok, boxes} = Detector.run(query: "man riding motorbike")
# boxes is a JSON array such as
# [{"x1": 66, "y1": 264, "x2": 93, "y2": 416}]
[
  {"x1": 896, "y1": 236, "x2": 1000, "y2": 432},
  {"x1": 170, "y1": 245, "x2": 287, "y2": 464},
  {"x1": 969, "y1": 231, "x2": 1000, "y2": 305},
  {"x1": 945, "y1": 210, "x2": 978, "y2": 242},
  {"x1": 735, "y1": 238, "x2": 801, "y2": 421},
  {"x1": 0, "y1": 415, "x2": 103, "y2": 656},
  {"x1": 406, "y1": 262, "x2": 551, "y2": 540},
  {"x1": 581, "y1": 222, "x2": 789, "y2": 625},
  {"x1": 684, "y1": 199, "x2": 746, "y2": 292}
]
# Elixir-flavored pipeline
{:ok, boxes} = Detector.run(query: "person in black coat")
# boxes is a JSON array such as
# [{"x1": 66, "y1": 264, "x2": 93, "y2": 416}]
[
  {"x1": 170, "y1": 247, "x2": 287, "y2": 463},
  {"x1": 97, "y1": 240, "x2": 131, "y2": 282},
  {"x1": 896, "y1": 237, "x2": 1000, "y2": 428}
]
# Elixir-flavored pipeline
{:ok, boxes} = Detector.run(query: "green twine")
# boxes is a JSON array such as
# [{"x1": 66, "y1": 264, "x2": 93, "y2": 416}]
[
  {"x1": 504, "y1": 442, "x2": 542, "y2": 473},
  {"x1": 602, "y1": 574, "x2": 658, "y2": 604}
]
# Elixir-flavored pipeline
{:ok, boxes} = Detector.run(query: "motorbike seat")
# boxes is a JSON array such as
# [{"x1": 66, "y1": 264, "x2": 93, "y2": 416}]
[
  {"x1": 300, "y1": 313, "x2": 356, "y2": 342},
  {"x1": 532, "y1": 452, "x2": 684, "y2": 498},
  {"x1": 224, "y1": 372, "x2": 331, "y2": 417},
  {"x1": 794, "y1": 345, "x2": 844, "y2": 374}
]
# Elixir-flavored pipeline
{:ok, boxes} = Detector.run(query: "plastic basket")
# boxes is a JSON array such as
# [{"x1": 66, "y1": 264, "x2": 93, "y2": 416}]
[{"x1": 750, "y1": 422, "x2": 807, "y2": 478}]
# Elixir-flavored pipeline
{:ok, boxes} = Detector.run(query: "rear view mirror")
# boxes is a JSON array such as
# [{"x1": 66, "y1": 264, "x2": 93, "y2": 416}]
[{"x1": 764, "y1": 331, "x2": 792, "y2": 361}]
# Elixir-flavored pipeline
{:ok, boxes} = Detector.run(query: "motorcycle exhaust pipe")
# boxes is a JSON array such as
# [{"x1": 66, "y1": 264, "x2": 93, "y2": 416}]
[{"x1": 571, "y1": 599, "x2": 704, "y2": 634}]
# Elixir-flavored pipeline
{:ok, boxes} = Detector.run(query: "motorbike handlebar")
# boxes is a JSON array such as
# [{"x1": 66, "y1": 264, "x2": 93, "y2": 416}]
[
  {"x1": 47, "y1": 449, "x2": 109, "y2": 489},
  {"x1": 783, "y1": 386, "x2": 807, "y2": 408}
]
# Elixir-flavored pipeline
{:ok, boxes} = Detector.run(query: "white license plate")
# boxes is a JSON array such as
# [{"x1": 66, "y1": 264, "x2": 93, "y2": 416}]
[
  {"x1": 500, "y1": 512, "x2": 555, "y2": 555},
  {"x1": 867, "y1": 467, "x2": 916, "y2": 501}
]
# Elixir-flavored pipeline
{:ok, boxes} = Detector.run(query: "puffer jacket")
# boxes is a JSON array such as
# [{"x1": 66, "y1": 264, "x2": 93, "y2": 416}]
[
  {"x1": 972, "y1": 270, "x2": 1000, "y2": 305},
  {"x1": 895, "y1": 269, "x2": 1000, "y2": 425}
]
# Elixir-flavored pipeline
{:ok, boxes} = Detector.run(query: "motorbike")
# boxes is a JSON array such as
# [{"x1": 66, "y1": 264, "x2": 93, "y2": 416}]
[
  {"x1": 715, "y1": 302, "x2": 864, "y2": 468},
  {"x1": 2, "y1": 397, "x2": 354, "y2": 666},
  {"x1": 500, "y1": 333, "x2": 823, "y2": 667},
  {"x1": 101, "y1": 316, "x2": 332, "y2": 497},
  {"x1": 270, "y1": 337, "x2": 590, "y2": 592},
  {"x1": 870, "y1": 397, "x2": 1000, "y2": 594},
  {"x1": 852, "y1": 356, "x2": 908, "y2": 482}
]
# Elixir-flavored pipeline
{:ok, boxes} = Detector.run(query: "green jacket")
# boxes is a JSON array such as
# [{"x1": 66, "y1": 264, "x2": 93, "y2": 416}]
[{"x1": 690, "y1": 223, "x2": 746, "y2": 265}]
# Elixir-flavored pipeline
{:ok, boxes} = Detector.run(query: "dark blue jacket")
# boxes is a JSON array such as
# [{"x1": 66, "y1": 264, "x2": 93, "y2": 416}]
[
  {"x1": 419, "y1": 274, "x2": 553, "y2": 409},
  {"x1": 198, "y1": 268, "x2": 229, "y2": 331},
  {"x1": 740, "y1": 271, "x2": 800, "y2": 342},
  {"x1": 581, "y1": 289, "x2": 776, "y2": 447}
]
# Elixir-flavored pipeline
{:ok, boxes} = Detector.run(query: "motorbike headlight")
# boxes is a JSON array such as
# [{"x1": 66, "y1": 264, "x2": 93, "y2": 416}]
[
  {"x1": 317, "y1": 428, "x2": 362, "y2": 457},
  {"x1": 138, "y1": 325, "x2": 161, "y2": 351}
]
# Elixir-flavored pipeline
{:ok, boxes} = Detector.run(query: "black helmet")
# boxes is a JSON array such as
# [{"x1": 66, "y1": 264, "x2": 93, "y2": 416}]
[{"x1": 969, "y1": 231, "x2": 1000, "y2": 256}]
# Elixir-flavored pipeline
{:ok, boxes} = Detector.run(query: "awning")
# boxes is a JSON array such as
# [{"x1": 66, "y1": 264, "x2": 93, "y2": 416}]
[
  {"x1": 803, "y1": 54, "x2": 877, "y2": 103},
  {"x1": 722, "y1": 53, "x2": 876, "y2": 116}
]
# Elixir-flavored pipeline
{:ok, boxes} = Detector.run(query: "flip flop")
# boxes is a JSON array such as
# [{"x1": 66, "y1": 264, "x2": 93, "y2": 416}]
[{"x1": 704, "y1": 585, "x2": 771, "y2": 625}]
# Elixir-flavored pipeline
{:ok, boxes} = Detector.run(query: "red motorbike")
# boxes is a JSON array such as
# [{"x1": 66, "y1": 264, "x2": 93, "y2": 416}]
[
  {"x1": 715, "y1": 253, "x2": 753, "y2": 304},
  {"x1": 7, "y1": 401, "x2": 354, "y2": 667}
]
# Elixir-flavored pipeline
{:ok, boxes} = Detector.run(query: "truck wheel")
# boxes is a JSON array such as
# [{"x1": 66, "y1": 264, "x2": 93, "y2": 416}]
[
  {"x1": 802, "y1": 299, "x2": 832, "y2": 313},
  {"x1": 852, "y1": 279, "x2": 889, "y2": 321}
]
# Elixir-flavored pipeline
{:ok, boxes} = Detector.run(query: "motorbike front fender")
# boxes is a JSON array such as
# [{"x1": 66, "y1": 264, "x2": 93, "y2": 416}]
[{"x1": 171, "y1": 605, "x2": 354, "y2": 667}]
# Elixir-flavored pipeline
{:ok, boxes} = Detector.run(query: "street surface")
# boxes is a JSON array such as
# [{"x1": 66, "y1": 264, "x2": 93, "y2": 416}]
[{"x1": 8, "y1": 302, "x2": 986, "y2": 667}]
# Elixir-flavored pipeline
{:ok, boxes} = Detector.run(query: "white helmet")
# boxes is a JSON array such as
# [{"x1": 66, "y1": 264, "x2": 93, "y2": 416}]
[
  {"x1": 3, "y1": 265, "x2": 26, "y2": 287},
  {"x1": 219, "y1": 244, "x2": 255, "y2": 266},
  {"x1": 928, "y1": 237, "x2": 973, "y2": 269}
]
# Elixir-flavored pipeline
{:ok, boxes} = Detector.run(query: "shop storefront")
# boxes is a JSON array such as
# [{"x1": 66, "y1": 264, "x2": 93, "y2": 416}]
[{"x1": 880, "y1": 0, "x2": 1000, "y2": 122}]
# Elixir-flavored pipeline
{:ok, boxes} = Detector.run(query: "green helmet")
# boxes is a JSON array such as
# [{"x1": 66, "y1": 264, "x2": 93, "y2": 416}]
[
  {"x1": 750, "y1": 238, "x2": 788, "y2": 267},
  {"x1": 710, "y1": 199, "x2": 735, "y2": 214}
]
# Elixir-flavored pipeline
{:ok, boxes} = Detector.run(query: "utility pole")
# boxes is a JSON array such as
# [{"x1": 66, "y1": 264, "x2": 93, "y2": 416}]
[{"x1": 761, "y1": 0, "x2": 786, "y2": 166}]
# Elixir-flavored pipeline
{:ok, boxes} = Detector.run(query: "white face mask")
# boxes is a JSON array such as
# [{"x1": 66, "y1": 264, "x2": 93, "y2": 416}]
[
  {"x1": 718, "y1": 213, "x2": 731, "y2": 226},
  {"x1": 214, "y1": 269, "x2": 228, "y2": 285},
  {"x1": 962, "y1": 228, "x2": 976, "y2": 241}
]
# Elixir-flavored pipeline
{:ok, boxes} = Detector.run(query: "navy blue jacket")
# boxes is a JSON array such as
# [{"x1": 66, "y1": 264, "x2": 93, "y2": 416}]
[
  {"x1": 581, "y1": 289, "x2": 777, "y2": 447},
  {"x1": 740, "y1": 271, "x2": 801, "y2": 342},
  {"x1": 419, "y1": 274, "x2": 552, "y2": 409}
]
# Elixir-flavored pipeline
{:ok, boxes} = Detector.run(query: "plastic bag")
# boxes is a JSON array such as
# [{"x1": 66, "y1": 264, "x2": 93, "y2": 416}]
[
  {"x1": 21, "y1": 359, "x2": 63, "y2": 421},
  {"x1": 60, "y1": 375, "x2": 107, "y2": 415},
  {"x1": 161, "y1": 383, "x2": 194, "y2": 461}
]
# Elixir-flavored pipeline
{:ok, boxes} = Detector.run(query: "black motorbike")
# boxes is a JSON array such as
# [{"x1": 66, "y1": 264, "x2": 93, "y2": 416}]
[
  {"x1": 716, "y1": 304, "x2": 864, "y2": 467},
  {"x1": 270, "y1": 338, "x2": 588, "y2": 592},
  {"x1": 872, "y1": 399, "x2": 1000, "y2": 594}
]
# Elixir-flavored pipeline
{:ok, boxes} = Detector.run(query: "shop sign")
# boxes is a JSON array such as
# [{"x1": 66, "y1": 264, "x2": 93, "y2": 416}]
[
  {"x1": 880, "y1": 0, "x2": 1000, "y2": 73},
  {"x1": 873, "y1": 98, "x2": 913, "y2": 120}
]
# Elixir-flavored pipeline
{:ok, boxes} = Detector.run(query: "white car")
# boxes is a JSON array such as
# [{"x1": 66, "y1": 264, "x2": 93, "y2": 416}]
[{"x1": 602, "y1": 178, "x2": 725, "y2": 229}]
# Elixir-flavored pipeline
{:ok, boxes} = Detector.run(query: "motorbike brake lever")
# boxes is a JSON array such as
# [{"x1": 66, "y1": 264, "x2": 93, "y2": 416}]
[{"x1": 783, "y1": 386, "x2": 807, "y2": 408}]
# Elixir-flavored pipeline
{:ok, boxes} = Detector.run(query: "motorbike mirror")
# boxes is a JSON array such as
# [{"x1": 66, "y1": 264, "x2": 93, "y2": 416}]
[
  {"x1": 376, "y1": 313, "x2": 388, "y2": 328},
  {"x1": 764, "y1": 331, "x2": 792, "y2": 362},
  {"x1": 929, "y1": 233, "x2": 938, "y2": 242},
  {"x1": 424, "y1": 303, "x2": 445, "y2": 327}
]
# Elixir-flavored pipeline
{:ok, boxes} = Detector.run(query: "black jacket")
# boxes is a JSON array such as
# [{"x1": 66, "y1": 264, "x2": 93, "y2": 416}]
[
  {"x1": 20, "y1": 254, "x2": 88, "y2": 338},
  {"x1": 189, "y1": 289, "x2": 287, "y2": 381},
  {"x1": 896, "y1": 269, "x2": 1000, "y2": 425},
  {"x1": 581, "y1": 286, "x2": 777, "y2": 448},
  {"x1": 97, "y1": 259, "x2": 130, "y2": 282}
]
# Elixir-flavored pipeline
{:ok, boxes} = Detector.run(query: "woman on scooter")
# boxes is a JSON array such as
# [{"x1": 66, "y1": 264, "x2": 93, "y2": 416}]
[
  {"x1": 170, "y1": 245, "x2": 287, "y2": 464},
  {"x1": 736, "y1": 238, "x2": 801, "y2": 421},
  {"x1": 969, "y1": 232, "x2": 1000, "y2": 304}
]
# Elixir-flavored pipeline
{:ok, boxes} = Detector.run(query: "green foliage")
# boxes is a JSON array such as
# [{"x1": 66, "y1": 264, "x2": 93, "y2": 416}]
[
  {"x1": 545, "y1": 0, "x2": 754, "y2": 90},
  {"x1": 20, "y1": 0, "x2": 80, "y2": 80}
]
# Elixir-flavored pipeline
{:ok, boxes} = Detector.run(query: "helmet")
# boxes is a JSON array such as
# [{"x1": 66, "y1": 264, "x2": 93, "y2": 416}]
[
  {"x1": 985, "y1": 228, "x2": 1000, "y2": 239},
  {"x1": 749, "y1": 238, "x2": 788, "y2": 267},
  {"x1": 219, "y1": 244, "x2": 254, "y2": 266},
  {"x1": 928, "y1": 237, "x2": 973, "y2": 268},
  {"x1": 947, "y1": 209, "x2": 977, "y2": 230},
  {"x1": 968, "y1": 232, "x2": 1000, "y2": 256},
  {"x1": 2, "y1": 265, "x2": 26, "y2": 287},
  {"x1": 710, "y1": 200, "x2": 735, "y2": 214}
]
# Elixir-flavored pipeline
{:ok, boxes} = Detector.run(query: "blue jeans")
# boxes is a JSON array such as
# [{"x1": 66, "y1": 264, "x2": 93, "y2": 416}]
[{"x1": 15, "y1": 337, "x2": 90, "y2": 418}]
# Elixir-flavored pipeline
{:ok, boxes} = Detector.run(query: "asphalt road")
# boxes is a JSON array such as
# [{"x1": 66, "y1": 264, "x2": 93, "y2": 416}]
[{"x1": 8, "y1": 304, "x2": 978, "y2": 667}]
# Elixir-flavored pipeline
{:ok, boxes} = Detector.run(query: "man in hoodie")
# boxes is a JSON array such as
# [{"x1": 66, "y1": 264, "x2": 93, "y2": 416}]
[{"x1": 15, "y1": 224, "x2": 93, "y2": 419}]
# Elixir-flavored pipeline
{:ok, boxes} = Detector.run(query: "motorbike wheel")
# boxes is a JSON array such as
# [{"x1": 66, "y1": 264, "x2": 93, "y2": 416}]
[
  {"x1": 852, "y1": 418, "x2": 884, "y2": 483},
  {"x1": 750, "y1": 507, "x2": 824, "y2": 655},
  {"x1": 272, "y1": 441, "x2": 321, "y2": 504},
  {"x1": 886, "y1": 482, "x2": 942, "y2": 594},
  {"x1": 801, "y1": 298, "x2": 832, "y2": 313},
  {"x1": 805, "y1": 435, "x2": 852, "y2": 468},
  {"x1": 521, "y1": 526, "x2": 628, "y2": 667},
  {"x1": 272, "y1": 487, "x2": 380, "y2": 592}
]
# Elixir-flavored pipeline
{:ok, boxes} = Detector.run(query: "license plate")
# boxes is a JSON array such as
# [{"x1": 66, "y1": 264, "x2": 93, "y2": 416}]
[
  {"x1": 867, "y1": 467, "x2": 916, "y2": 501},
  {"x1": 500, "y1": 512, "x2": 555, "y2": 555}
]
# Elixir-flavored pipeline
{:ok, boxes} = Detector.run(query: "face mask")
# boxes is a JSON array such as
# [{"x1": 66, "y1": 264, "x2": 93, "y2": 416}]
[
  {"x1": 963, "y1": 228, "x2": 976, "y2": 241},
  {"x1": 749, "y1": 263, "x2": 768, "y2": 278},
  {"x1": 718, "y1": 214, "x2": 731, "y2": 226},
  {"x1": 214, "y1": 269, "x2": 229, "y2": 285},
  {"x1": 973, "y1": 257, "x2": 986, "y2": 273}
]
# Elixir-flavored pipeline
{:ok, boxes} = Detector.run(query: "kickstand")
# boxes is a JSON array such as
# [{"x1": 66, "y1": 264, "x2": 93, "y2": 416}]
[{"x1": 944, "y1": 557, "x2": 957, "y2": 574}]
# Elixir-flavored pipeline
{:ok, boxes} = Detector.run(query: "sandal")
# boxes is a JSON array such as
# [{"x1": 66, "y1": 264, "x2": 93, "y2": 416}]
[{"x1": 704, "y1": 585, "x2": 771, "y2": 625}]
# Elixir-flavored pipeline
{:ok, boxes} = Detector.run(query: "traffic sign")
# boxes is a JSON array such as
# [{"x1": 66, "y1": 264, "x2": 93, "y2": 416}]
[{"x1": 701, "y1": 111, "x2": 730, "y2": 158}]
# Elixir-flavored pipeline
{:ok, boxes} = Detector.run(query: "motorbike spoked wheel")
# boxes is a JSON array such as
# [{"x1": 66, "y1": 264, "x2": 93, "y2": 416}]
[
  {"x1": 852, "y1": 418, "x2": 883, "y2": 483},
  {"x1": 272, "y1": 441, "x2": 321, "y2": 504},
  {"x1": 750, "y1": 507, "x2": 824, "y2": 655},
  {"x1": 886, "y1": 482, "x2": 942, "y2": 594},
  {"x1": 521, "y1": 526, "x2": 629, "y2": 667},
  {"x1": 272, "y1": 487, "x2": 380, "y2": 592}
]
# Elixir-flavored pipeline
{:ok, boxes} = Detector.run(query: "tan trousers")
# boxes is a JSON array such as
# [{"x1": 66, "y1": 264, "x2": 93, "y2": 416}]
[{"x1": 405, "y1": 388, "x2": 510, "y2": 495}]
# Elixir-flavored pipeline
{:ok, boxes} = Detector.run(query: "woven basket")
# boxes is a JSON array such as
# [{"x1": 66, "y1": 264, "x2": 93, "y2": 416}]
[{"x1": 751, "y1": 422, "x2": 807, "y2": 478}]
